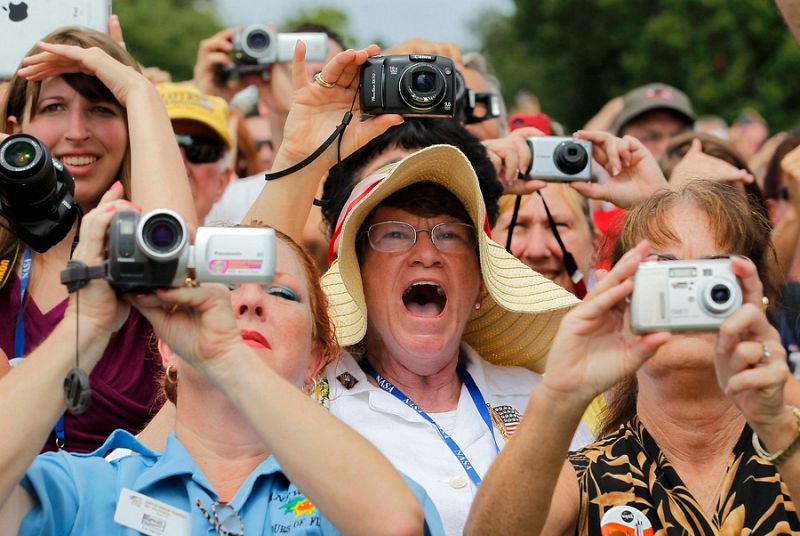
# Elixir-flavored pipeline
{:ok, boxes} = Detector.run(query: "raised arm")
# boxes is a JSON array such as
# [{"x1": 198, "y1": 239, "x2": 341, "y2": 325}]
[
  {"x1": 17, "y1": 42, "x2": 197, "y2": 227},
  {"x1": 242, "y1": 44, "x2": 403, "y2": 242},
  {"x1": 130, "y1": 287, "x2": 425, "y2": 535},
  {"x1": 0, "y1": 185, "x2": 135, "y2": 526},
  {"x1": 571, "y1": 130, "x2": 669, "y2": 208},
  {"x1": 466, "y1": 241, "x2": 671, "y2": 535}
]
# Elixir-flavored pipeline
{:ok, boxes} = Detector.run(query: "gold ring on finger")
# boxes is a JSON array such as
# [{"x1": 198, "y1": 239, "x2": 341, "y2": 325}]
[{"x1": 313, "y1": 72, "x2": 336, "y2": 88}]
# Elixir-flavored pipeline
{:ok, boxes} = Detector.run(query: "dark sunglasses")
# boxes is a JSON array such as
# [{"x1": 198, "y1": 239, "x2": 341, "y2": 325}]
[{"x1": 175, "y1": 133, "x2": 226, "y2": 164}]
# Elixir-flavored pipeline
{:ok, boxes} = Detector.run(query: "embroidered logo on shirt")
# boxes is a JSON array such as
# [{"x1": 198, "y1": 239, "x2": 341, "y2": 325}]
[
  {"x1": 281, "y1": 495, "x2": 316, "y2": 517},
  {"x1": 336, "y1": 371, "x2": 359, "y2": 389}
]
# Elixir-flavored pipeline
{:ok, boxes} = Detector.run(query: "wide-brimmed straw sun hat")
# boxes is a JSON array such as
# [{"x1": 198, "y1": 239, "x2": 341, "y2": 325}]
[{"x1": 322, "y1": 144, "x2": 580, "y2": 372}]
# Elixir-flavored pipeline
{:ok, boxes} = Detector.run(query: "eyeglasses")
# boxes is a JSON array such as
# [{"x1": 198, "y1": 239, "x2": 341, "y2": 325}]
[
  {"x1": 195, "y1": 499, "x2": 244, "y2": 536},
  {"x1": 254, "y1": 139, "x2": 274, "y2": 151},
  {"x1": 364, "y1": 220, "x2": 477, "y2": 254},
  {"x1": 175, "y1": 133, "x2": 227, "y2": 164}
]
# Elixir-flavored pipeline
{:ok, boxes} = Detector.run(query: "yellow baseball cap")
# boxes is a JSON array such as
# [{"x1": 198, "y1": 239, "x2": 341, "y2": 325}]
[{"x1": 157, "y1": 83, "x2": 233, "y2": 149}]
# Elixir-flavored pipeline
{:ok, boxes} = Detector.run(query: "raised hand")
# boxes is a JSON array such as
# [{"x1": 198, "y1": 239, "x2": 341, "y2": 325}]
[
  {"x1": 274, "y1": 43, "x2": 404, "y2": 172},
  {"x1": 570, "y1": 130, "x2": 669, "y2": 208},
  {"x1": 714, "y1": 257, "x2": 788, "y2": 431},
  {"x1": 16, "y1": 42, "x2": 146, "y2": 106},
  {"x1": 482, "y1": 127, "x2": 548, "y2": 195},
  {"x1": 64, "y1": 182, "x2": 137, "y2": 349},
  {"x1": 540, "y1": 241, "x2": 671, "y2": 407},
  {"x1": 128, "y1": 284, "x2": 243, "y2": 375},
  {"x1": 670, "y1": 138, "x2": 755, "y2": 190}
]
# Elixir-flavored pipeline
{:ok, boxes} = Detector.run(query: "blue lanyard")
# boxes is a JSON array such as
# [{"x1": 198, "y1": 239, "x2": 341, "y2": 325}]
[
  {"x1": 358, "y1": 358, "x2": 499, "y2": 486},
  {"x1": 14, "y1": 248, "x2": 66, "y2": 448}
]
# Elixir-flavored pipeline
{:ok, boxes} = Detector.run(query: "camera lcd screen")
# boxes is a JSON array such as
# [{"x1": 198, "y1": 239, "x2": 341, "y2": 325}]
[{"x1": 669, "y1": 267, "x2": 696, "y2": 278}]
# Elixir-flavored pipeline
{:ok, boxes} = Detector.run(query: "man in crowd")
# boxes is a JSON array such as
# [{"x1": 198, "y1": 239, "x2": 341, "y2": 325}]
[{"x1": 157, "y1": 83, "x2": 234, "y2": 223}]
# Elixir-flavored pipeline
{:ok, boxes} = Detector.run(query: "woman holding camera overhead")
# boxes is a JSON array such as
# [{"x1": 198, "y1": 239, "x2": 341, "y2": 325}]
[
  {"x1": 0, "y1": 27, "x2": 196, "y2": 453},
  {"x1": 0, "y1": 187, "x2": 438, "y2": 534},
  {"x1": 234, "y1": 43, "x2": 594, "y2": 536},
  {"x1": 466, "y1": 180, "x2": 800, "y2": 534}
]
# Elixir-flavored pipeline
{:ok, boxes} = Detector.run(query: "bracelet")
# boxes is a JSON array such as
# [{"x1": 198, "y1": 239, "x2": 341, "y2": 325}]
[{"x1": 752, "y1": 405, "x2": 800, "y2": 465}]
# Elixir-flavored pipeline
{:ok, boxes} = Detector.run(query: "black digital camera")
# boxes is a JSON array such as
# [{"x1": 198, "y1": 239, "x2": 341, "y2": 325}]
[
  {"x1": 105, "y1": 209, "x2": 276, "y2": 293},
  {"x1": 360, "y1": 54, "x2": 458, "y2": 117},
  {"x1": 0, "y1": 134, "x2": 80, "y2": 252},
  {"x1": 216, "y1": 25, "x2": 328, "y2": 83}
]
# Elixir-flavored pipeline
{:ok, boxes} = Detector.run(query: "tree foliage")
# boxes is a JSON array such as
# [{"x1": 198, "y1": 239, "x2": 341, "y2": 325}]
[
  {"x1": 474, "y1": 0, "x2": 800, "y2": 131},
  {"x1": 114, "y1": 0, "x2": 221, "y2": 81}
]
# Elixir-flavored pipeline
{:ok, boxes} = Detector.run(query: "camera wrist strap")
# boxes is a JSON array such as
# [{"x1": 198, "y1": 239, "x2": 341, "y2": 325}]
[{"x1": 264, "y1": 88, "x2": 360, "y2": 207}]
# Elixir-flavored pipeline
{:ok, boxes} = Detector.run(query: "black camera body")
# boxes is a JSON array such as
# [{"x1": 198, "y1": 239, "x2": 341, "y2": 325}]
[
  {"x1": 0, "y1": 134, "x2": 80, "y2": 252},
  {"x1": 361, "y1": 54, "x2": 458, "y2": 117},
  {"x1": 106, "y1": 209, "x2": 277, "y2": 294}
]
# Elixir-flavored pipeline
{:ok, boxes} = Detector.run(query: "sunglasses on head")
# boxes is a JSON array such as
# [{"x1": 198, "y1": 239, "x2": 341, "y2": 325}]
[{"x1": 175, "y1": 133, "x2": 226, "y2": 164}]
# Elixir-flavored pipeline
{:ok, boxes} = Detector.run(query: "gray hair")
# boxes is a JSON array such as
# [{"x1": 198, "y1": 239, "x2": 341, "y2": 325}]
[{"x1": 462, "y1": 51, "x2": 508, "y2": 136}]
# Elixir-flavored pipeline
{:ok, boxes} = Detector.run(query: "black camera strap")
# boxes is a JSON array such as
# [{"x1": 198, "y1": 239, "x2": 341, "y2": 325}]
[
  {"x1": 504, "y1": 191, "x2": 587, "y2": 299},
  {"x1": 60, "y1": 260, "x2": 106, "y2": 293},
  {"x1": 264, "y1": 88, "x2": 360, "y2": 207}
]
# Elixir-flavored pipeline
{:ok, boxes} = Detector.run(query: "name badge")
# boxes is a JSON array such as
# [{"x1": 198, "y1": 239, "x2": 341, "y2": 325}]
[
  {"x1": 114, "y1": 488, "x2": 191, "y2": 536},
  {"x1": 600, "y1": 505, "x2": 654, "y2": 536}
]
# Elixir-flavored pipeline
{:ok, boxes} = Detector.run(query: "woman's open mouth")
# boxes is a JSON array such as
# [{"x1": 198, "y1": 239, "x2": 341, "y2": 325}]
[{"x1": 402, "y1": 281, "x2": 447, "y2": 317}]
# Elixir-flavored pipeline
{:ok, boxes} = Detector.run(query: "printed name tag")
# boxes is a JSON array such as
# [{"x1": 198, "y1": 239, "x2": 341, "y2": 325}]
[{"x1": 114, "y1": 488, "x2": 191, "y2": 536}]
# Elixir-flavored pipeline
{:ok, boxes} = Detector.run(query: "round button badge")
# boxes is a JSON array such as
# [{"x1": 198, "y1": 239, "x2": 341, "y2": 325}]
[{"x1": 600, "y1": 505, "x2": 654, "y2": 536}]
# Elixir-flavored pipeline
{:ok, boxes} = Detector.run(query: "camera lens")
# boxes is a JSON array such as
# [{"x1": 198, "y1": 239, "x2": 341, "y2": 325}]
[
  {"x1": 246, "y1": 29, "x2": 270, "y2": 52},
  {"x1": 412, "y1": 72, "x2": 436, "y2": 93},
  {"x1": 553, "y1": 141, "x2": 589, "y2": 175},
  {"x1": 3, "y1": 140, "x2": 38, "y2": 170},
  {"x1": 400, "y1": 64, "x2": 446, "y2": 111},
  {"x1": 710, "y1": 284, "x2": 731, "y2": 304},
  {"x1": 138, "y1": 212, "x2": 187, "y2": 260}
]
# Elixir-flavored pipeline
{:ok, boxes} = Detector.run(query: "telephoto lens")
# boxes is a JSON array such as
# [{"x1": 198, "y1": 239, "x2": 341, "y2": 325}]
[{"x1": 0, "y1": 134, "x2": 79, "y2": 252}]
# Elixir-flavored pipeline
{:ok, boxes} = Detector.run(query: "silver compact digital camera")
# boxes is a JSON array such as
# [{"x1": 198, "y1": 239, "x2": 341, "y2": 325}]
[
  {"x1": 630, "y1": 258, "x2": 742, "y2": 333},
  {"x1": 105, "y1": 209, "x2": 276, "y2": 293},
  {"x1": 525, "y1": 137, "x2": 592, "y2": 181}
]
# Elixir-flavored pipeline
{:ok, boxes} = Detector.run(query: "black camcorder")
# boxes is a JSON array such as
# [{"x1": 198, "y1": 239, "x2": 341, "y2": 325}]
[{"x1": 0, "y1": 134, "x2": 80, "y2": 252}]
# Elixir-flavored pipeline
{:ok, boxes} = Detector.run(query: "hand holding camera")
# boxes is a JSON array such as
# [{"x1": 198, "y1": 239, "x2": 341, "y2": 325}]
[
  {"x1": 540, "y1": 241, "x2": 671, "y2": 408},
  {"x1": 630, "y1": 258, "x2": 743, "y2": 333},
  {"x1": 569, "y1": 130, "x2": 669, "y2": 209}
]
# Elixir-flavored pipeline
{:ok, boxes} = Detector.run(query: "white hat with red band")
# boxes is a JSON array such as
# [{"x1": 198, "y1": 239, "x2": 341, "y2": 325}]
[{"x1": 321, "y1": 144, "x2": 579, "y2": 372}]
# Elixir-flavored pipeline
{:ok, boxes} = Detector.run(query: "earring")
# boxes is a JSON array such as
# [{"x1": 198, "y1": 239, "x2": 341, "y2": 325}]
[
  {"x1": 474, "y1": 301, "x2": 481, "y2": 311},
  {"x1": 165, "y1": 364, "x2": 178, "y2": 385},
  {"x1": 310, "y1": 377, "x2": 330, "y2": 410}
]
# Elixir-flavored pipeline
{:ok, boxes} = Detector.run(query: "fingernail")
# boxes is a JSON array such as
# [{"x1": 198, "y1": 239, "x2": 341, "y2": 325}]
[
  {"x1": 111, "y1": 181, "x2": 122, "y2": 191},
  {"x1": 612, "y1": 167, "x2": 620, "y2": 176},
  {"x1": 104, "y1": 204, "x2": 116, "y2": 212}
]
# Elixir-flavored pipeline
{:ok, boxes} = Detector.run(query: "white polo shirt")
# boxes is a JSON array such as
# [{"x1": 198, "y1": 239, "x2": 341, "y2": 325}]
[{"x1": 326, "y1": 345, "x2": 594, "y2": 536}]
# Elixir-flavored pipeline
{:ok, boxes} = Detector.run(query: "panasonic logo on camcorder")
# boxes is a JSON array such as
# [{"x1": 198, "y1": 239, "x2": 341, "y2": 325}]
[{"x1": 213, "y1": 251, "x2": 243, "y2": 256}]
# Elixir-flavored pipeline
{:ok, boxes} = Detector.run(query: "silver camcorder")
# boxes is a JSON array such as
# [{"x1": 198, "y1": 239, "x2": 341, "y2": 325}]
[
  {"x1": 105, "y1": 209, "x2": 276, "y2": 293},
  {"x1": 630, "y1": 258, "x2": 742, "y2": 333},
  {"x1": 525, "y1": 137, "x2": 592, "y2": 181},
  {"x1": 233, "y1": 24, "x2": 327, "y2": 70}
]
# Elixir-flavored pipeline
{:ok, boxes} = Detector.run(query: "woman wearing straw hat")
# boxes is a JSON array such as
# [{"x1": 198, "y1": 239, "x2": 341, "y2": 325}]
[{"x1": 239, "y1": 45, "x2": 594, "y2": 535}]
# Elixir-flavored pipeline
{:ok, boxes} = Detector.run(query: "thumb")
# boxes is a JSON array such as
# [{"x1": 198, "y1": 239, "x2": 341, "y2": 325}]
[{"x1": 686, "y1": 137, "x2": 703, "y2": 156}]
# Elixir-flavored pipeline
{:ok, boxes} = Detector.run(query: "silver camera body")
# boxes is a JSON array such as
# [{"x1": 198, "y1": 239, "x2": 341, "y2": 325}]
[
  {"x1": 233, "y1": 25, "x2": 328, "y2": 66},
  {"x1": 106, "y1": 209, "x2": 276, "y2": 292},
  {"x1": 525, "y1": 137, "x2": 592, "y2": 181},
  {"x1": 630, "y1": 258, "x2": 742, "y2": 333}
]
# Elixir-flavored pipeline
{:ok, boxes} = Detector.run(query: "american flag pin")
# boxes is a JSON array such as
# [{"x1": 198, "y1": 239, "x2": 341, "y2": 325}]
[{"x1": 488, "y1": 404, "x2": 522, "y2": 440}]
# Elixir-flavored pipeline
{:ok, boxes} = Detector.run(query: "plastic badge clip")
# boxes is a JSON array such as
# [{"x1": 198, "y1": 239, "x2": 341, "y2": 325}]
[{"x1": 64, "y1": 368, "x2": 91, "y2": 415}]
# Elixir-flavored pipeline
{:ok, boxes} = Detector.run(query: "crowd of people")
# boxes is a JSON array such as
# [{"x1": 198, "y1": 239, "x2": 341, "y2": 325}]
[{"x1": 1, "y1": 4, "x2": 800, "y2": 534}]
